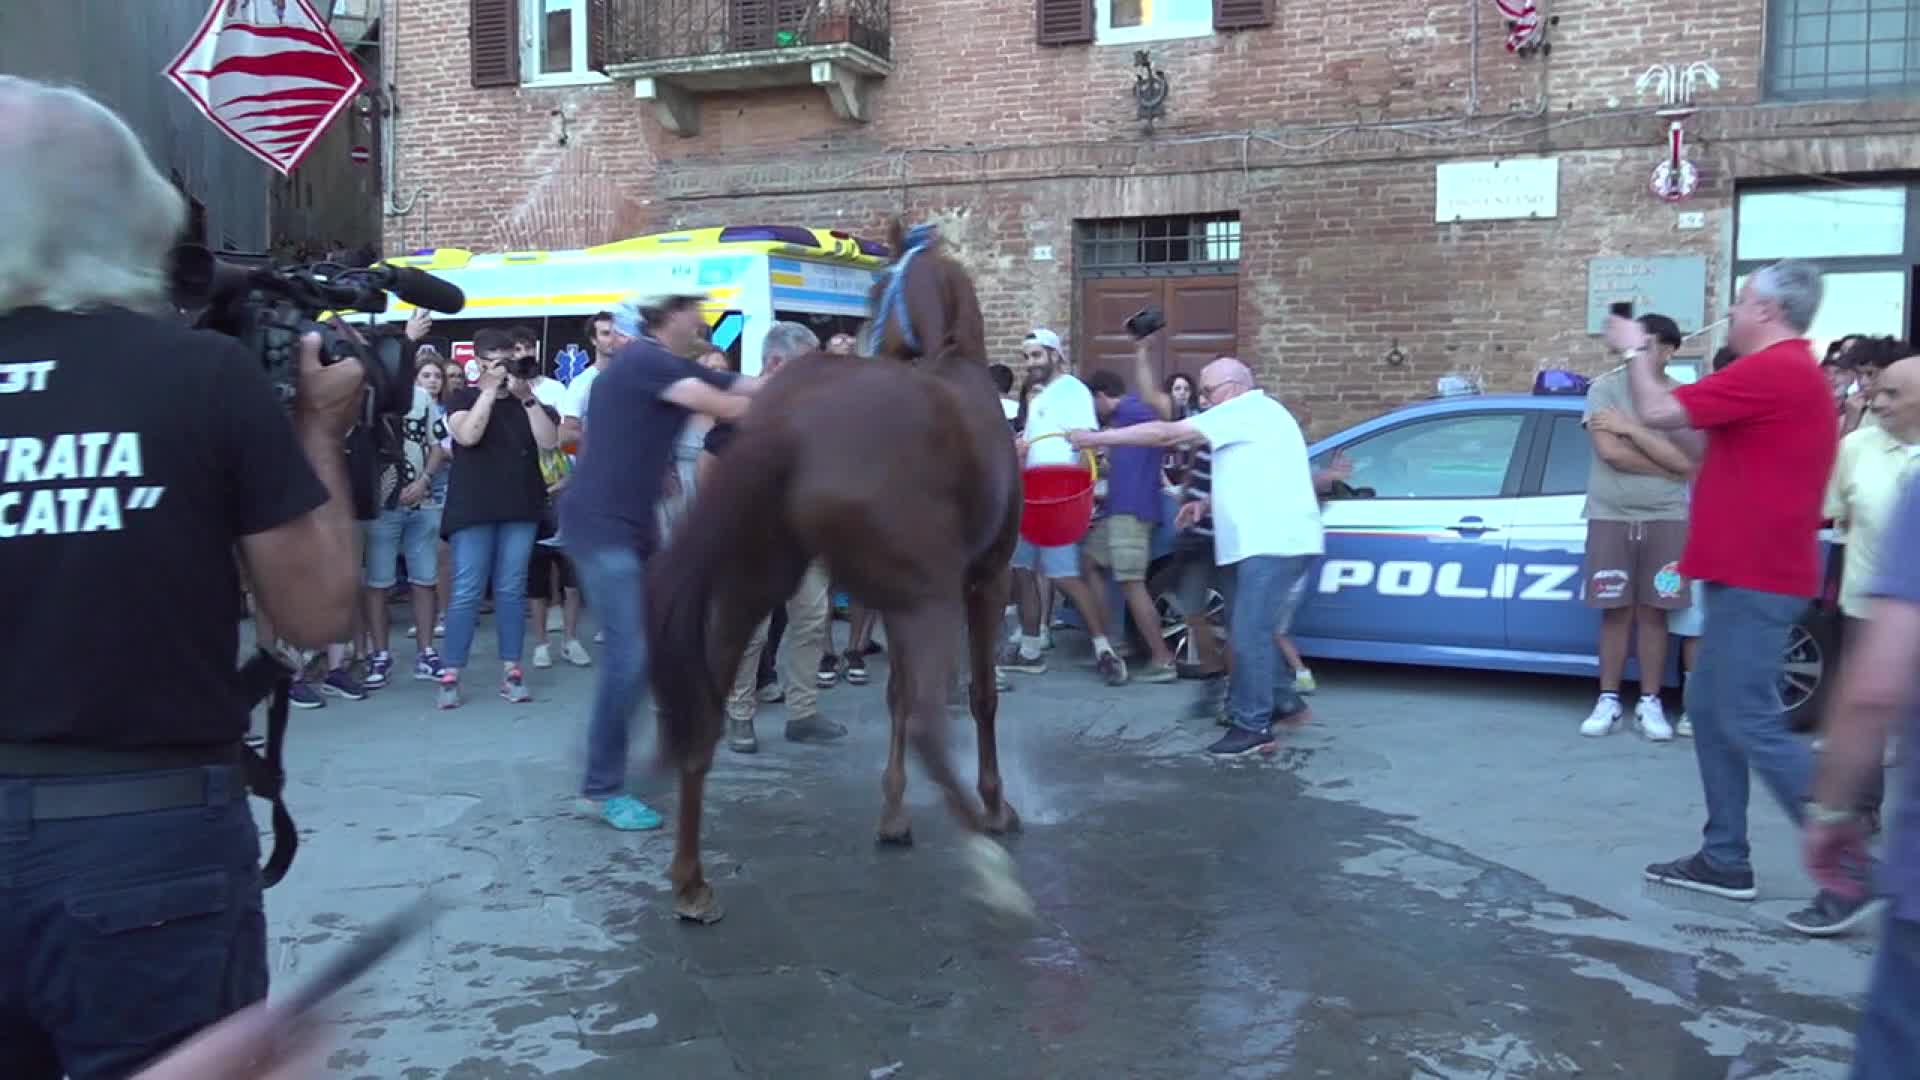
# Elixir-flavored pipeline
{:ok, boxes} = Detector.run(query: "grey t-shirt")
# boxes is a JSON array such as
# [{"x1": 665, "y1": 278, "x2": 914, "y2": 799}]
[
  {"x1": 1875, "y1": 477, "x2": 1920, "y2": 921},
  {"x1": 1582, "y1": 369, "x2": 1690, "y2": 521}
]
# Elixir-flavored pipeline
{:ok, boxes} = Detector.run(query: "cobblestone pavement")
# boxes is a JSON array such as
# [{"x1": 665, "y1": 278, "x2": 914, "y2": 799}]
[{"x1": 260, "y1": 624, "x2": 1876, "y2": 1078}]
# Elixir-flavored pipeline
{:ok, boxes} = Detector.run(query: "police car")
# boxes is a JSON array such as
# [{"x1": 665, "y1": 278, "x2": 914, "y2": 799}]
[{"x1": 1138, "y1": 378, "x2": 1838, "y2": 729}]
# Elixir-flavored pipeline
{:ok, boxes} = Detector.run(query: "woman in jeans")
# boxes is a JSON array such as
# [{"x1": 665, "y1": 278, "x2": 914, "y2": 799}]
[{"x1": 438, "y1": 329, "x2": 560, "y2": 708}]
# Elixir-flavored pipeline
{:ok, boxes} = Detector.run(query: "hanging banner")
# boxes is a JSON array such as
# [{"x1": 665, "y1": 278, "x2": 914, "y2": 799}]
[
  {"x1": 1492, "y1": 0, "x2": 1545, "y2": 53},
  {"x1": 164, "y1": 0, "x2": 365, "y2": 176}
]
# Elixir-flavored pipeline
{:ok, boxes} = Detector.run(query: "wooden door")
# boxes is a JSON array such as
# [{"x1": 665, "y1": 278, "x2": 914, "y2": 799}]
[
  {"x1": 1077, "y1": 275, "x2": 1238, "y2": 394},
  {"x1": 1163, "y1": 276, "x2": 1238, "y2": 383},
  {"x1": 1080, "y1": 278, "x2": 1162, "y2": 381}
]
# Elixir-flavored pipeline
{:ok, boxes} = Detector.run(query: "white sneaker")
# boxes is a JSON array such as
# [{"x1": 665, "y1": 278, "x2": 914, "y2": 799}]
[
  {"x1": 1635, "y1": 697, "x2": 1674, "y2": 742},
  {"x1": 532, "y1": 643, "x2": 553, "y2": 669},
  {"x1": 563, "y1": 639, "x2": 592, "y2": 667},
  {"x1": 1675, "y1": 714, "x2": 1693, "y2": 738},
  {"x1": 1580, "y1": 695, "x2": 1623, "y2": 737}
]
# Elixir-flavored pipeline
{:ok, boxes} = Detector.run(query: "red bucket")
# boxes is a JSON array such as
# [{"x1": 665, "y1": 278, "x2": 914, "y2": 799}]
[{"x1": 1021, "y1": 461, "x2": 1097, "y2": 546}]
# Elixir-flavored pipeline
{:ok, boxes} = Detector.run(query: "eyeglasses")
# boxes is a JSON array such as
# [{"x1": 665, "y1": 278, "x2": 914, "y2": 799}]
[{"x1": 1201, "y1": 380, "x2": 1235, "y2": 399}]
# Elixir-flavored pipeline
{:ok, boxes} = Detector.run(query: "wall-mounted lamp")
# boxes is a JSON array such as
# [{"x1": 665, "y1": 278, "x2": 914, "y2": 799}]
[
  {"x1": 1132, "y1": 50, "x2": 1168, "y2": 133},
  {"x1": 1384, "y1": 339, "x2": 1408, "y2": 367}
]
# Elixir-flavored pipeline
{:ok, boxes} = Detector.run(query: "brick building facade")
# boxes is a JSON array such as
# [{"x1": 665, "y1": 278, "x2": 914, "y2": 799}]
[{"x1": 385, "y1": 0, "x2": 1920, "y2": 428}]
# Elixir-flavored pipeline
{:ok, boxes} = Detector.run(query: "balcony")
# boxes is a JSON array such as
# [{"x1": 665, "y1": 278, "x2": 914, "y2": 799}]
[{"x1": 605, "y1": 0, "x2": 892, "y2": 137}]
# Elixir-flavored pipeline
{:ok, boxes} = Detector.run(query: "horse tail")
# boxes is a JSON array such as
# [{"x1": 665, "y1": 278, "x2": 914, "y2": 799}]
[{"x1": 646, "y1": 427, "x2": 793, "y2": 768}]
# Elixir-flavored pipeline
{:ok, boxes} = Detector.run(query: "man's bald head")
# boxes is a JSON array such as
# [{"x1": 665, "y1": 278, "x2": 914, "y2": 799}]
[
  {"x1": 0, "y1": 77, "x2": 185, "y2": 315},
  {"x1": 1199, "y1": 357, "x2": 1255, "y2": 407}
]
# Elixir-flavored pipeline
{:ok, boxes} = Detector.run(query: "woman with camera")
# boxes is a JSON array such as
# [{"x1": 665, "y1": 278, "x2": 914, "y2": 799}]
[{"x1": 436, "y1": 327, "x2": 560, "y2": 708}]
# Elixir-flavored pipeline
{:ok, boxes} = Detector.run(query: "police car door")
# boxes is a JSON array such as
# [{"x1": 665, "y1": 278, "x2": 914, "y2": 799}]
[
  {"x1": 1301, "y1": 410, "x2": 1529, "y2": 651},
  {"x1": 1501, "y1": 409, "x2": 1597, "y2": 658}
]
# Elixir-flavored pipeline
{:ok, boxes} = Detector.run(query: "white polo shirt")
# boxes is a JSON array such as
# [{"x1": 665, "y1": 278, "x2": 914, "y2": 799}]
[{"x1": 1185, "y1": 390, "x2": 1323, "y2": 565}]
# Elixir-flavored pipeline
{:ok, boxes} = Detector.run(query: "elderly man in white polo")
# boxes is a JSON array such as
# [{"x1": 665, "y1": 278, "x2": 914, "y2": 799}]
[{"x1": 1070, "y1": 356, "x2": 1324, "y2": 756}]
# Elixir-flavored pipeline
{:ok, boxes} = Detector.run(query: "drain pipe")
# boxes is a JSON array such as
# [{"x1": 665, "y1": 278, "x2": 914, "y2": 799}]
[{"x1": 381, "y1": 0, "x2": 425, "y2": 230}]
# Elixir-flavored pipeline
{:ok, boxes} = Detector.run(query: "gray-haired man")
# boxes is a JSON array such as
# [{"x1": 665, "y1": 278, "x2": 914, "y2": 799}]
[
  {"x1": 701, "y1": 321, "x2": 847, "y2": 752},
  {"x1": 1613, "y1": 259, "x2": 1875, "y2": 935}
]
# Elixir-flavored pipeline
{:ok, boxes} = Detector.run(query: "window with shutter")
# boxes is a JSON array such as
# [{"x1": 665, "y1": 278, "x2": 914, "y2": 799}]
[
  {"x1": 1036, "y1": 0, "x2": 1094, "y2": 46},
  {"x1": 1212, "y1": 0, "x2": 1271, "y2": 31},
  {"x1": 470, "y1": 0, "x2": 520, "y2": 87}
]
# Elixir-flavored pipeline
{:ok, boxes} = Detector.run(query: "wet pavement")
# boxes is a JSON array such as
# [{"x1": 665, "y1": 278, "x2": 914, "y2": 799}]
[{"x1": 260, "y1": 624, "x2": 1879, "y2": 1078}]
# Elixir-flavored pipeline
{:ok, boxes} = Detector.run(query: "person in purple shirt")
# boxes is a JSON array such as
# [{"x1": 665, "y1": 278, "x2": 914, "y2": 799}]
[
  {"x1": 1806, "y1": 475, "x2": 1920, "y2": 1077},
  {"x1": 1083, "y1": 358, "x2": 1179, "y2": 684}
]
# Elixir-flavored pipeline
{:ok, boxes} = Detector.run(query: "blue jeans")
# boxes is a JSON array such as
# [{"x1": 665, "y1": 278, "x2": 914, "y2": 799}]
[
  {"x1": 572, "y1": 544, "x2": 649, "y2": 799},
  {"x1": 0, "y1": 768, "x2": 268, "y2": 1079},
  {"x1": 1224, "y1": 554, "x2": 1314, "y2": 733},
  {"x1": 443, "y1": 521, "x2": 538, "y2": 671},
  {"x1": 1688, "y1": 583, "x2": 1812, "y2": 873},
  {"x1": 1852, "y1": 913, "x2": 1920, "y2": 1079}
]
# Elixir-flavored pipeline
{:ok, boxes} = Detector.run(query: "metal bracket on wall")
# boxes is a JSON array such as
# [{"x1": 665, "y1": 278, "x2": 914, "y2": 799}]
[{"x1": 1133, "y1": 51, "x2": 1169, "y2": 134}]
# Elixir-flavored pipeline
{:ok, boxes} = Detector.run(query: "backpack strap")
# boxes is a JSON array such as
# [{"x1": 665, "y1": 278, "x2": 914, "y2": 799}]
[{"x1": 237, "y1": 649, "x2": 299, "y2": 888}]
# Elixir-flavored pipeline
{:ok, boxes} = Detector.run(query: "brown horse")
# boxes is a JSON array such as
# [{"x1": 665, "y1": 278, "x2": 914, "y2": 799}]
[{"x1": 645, "y1": 220, "x2": 1033, "y2": 924}]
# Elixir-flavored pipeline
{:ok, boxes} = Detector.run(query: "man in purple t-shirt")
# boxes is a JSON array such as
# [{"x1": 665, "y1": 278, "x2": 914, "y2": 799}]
[
  {"x1": 1806, "y1": 475, "x2": 1920, "y2": 1074},
  {"x1": 1084, "y1": 367, "x2": 1178, "y2": 683}
]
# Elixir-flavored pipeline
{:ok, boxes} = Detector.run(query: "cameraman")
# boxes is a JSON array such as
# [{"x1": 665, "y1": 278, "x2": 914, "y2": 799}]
[{"x1": 0, "y1": 78, "x2": 361, "y2": 1077}]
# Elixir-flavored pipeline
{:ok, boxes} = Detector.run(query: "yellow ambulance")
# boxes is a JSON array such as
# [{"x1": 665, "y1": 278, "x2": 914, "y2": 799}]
[{"x1": 372, "y1": 225, "x2": 888, "y2": 377}]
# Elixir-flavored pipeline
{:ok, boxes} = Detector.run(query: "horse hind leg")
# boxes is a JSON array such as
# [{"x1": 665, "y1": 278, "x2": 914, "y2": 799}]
[
  {"x1": 966, "y1": 568, "x2": 1019, "y2": 836},
  {"x1": 877, "y1": 623, "x2": 913, "y2": 846}
]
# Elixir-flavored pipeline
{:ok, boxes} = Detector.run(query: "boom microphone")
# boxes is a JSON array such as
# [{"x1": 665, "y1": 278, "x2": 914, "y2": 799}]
[{"x1": 378, "y1": 266, "x2": 466, "y2": 315}]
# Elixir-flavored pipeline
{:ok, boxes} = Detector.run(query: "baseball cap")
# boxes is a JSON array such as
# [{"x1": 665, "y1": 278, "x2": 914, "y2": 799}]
[
  {"x1": 637, "y1": 293, "x2": 706, "y2": 324},
  {"x1": 611, "y1": 298, "x2": 646, "y2": 339},
  {"x1": 1024, "y1": 328, "x2": 1062, "y2": 353}
]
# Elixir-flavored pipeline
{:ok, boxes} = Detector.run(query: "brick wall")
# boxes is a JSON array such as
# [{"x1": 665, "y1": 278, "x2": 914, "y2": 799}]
[{"x1": 387, "y1": 0, "x2": 1920, "y2": 429}]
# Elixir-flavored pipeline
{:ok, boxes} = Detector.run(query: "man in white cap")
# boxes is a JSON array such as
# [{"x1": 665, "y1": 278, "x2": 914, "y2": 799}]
[
  {"x1": 1003, "y1": 328, "x2": 1126, "y2": 684},
  {"x1": 559, "y1": 293, "x2": 761, "y2": 831}
]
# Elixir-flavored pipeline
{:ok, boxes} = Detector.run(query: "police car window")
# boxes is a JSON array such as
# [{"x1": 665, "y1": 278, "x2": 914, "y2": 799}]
[
  {"x1": 1334, "y1": 413, "x2": 1525, "y2": 500},
  {"x1": 1539, "y1": 414, "x2": 1591, "y2": 496}
]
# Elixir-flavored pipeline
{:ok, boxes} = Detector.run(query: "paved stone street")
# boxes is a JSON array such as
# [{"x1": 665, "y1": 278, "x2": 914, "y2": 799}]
[{"x1": 261, "y1": 622, "x2": 1878, "y2": 1079}]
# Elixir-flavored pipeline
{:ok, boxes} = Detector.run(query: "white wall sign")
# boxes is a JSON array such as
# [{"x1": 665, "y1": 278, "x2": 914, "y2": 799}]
[{"x1": 1434, "y1": 158, "x2": 1560, "y2": 223}]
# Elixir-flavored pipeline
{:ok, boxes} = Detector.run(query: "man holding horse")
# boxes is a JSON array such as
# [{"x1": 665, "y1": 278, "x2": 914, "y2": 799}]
[
  {"x1": 1005, "y1": 328, "x2": 1127, "y2": 685},
  {"x1": 1071, "y1": 357, "x2": 1324, "y2": 756},
  {"x1": 700, "y1": 320, "x2": 849, "y2": 754},
  {"x1": 559, "y1": 294, "x2": 764, "y2": 831}
]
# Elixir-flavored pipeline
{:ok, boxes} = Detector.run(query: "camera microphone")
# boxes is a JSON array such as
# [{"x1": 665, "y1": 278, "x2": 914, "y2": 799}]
[{"x1": 379, "y1": 267, "x2": 466, "y2": 315}]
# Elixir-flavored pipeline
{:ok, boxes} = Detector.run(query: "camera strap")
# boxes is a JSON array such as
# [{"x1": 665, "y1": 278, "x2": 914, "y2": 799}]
[{"x1": 237, "y1": 648, "x2": 300, "y2": 888}]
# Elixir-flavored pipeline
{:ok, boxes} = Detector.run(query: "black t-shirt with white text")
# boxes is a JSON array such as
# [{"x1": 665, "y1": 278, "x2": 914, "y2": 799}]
[
  {"x1": 0, "y1": 306, "x2": 328, "y2": 749},
  {"x1": 439, "y1": 387, "x2": 555, "y2": 537}
]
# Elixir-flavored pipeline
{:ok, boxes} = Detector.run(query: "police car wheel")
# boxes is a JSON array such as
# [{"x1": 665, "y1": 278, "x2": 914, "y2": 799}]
[
  {"x1": 1782, "y1": 605, "x2": 1835, "y2": 734},
  {"x1": 1140, "y1": 561, "x2": 1227, "y2": 666}
]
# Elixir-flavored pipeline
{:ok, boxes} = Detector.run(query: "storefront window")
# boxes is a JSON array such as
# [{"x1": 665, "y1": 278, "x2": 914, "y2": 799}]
[{"x1": 1736, "y1": 187, "x2": 1906, "y2": 261}]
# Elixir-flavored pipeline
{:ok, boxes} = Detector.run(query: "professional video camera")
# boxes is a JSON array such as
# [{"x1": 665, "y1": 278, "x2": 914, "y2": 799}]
[{"x1": 169, "y1": 244, "x2": 466, "y2": 419}]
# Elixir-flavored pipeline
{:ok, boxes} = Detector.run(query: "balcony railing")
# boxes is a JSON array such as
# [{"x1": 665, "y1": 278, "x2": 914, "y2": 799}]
[{"x1": 609, "y1": 0, "x2": 892, "y2": 65}]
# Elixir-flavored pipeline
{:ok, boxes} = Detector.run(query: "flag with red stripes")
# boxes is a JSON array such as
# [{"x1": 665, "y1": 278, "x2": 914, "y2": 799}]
[
  {"x1": 164, "y1": 0, "x2": 365, "y2": 176},
  {"x1": 1493, "y1": 0, "x2": 1544, "y2": 53}
]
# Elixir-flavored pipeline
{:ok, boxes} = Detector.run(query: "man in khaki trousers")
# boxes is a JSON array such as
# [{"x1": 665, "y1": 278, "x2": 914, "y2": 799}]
[
  {"x1": 725, "y1": 560, "x2": 842, "y2": 752},
  {"x1": 697, "y1": 321, "x2": 849, "y2": 753}
]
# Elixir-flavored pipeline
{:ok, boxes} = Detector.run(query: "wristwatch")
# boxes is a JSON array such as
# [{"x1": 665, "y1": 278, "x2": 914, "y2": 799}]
[{"x1": 1808, "y1": 803, "x2": 1857, "y2": 826}]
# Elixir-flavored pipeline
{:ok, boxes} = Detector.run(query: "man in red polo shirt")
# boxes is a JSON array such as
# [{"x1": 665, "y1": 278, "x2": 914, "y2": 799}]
[{"x1": 1612, "y1": 259, "x2": 1878, "y2": 936}]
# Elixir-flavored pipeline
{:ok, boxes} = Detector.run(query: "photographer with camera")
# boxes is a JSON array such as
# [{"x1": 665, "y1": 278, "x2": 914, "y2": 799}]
[
  {"x1": 436, "y1": 328, "x2": 561, "y2": 709},
  {"x1": 0, "y1": 78, "x2": 362, "y2": 1077}
]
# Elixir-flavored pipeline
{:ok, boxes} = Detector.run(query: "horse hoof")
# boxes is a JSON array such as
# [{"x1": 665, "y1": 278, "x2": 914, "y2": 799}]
[
  {"x1": 963, "y1": 833, "x2": 1036, "y2": 923},
  {"x1": 985, "y1": 805, "x2": 1022, "y2": 836},
  {"x1": 674, "y1": 885, "x2": 725, "y2": 925},
  {"x1": 876, "y1": 827, "x2": 914, "y2": 848}
]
